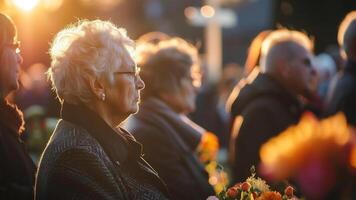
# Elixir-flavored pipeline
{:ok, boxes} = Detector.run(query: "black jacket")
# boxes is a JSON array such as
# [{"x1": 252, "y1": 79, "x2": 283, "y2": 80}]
[
  {"x1": 0, "y1": 100, "x2": 36, "y2": 200},
  {"x1": 35, "y1": 102, "x2": 169, "y2": 200},
  {"x1": 124, "y1": 98, "x2": 215, "y2": 200},
  {"x1": 325, "y1": 60, "x2": 356, "y2": 125},
  {"x1": 228, "y1": 73, "x2": 303, "y2": 182}
]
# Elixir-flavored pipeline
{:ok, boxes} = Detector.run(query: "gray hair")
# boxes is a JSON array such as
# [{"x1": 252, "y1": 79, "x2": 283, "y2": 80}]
[
  {"x1": 135, "y1": 37, "x2": 200, "y2": 99},
  {"x1": 260, "y1": 29, "x2": 313, "y2": 73},
  {"x1": 48, "y1": 19, "x2": 134, "y2": 105}
]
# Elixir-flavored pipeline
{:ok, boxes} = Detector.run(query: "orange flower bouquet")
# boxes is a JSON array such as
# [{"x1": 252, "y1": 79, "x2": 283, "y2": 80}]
[
  {"x1": 207, "y1": 167, "x2": 299, "y2": 200},
  {"x1": 198, "y1": 132, "x2": 219, "y2": 164},
  {"x1": 259, "y1": 113, "x2": 356, "y2": 199},
  {"x1": 198, "y1": 132, "x2": 229, "y2": 193}
]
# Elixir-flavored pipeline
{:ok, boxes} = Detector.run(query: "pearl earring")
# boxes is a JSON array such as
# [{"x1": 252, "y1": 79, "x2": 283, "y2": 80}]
[{"x1": 101, "y1": 93, "x2": 106, "y2": 101}]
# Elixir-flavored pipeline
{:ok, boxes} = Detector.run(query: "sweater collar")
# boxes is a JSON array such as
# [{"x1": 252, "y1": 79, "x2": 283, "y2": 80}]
[{"x1": 61, "y1": 102, "x2": 143, "y2": 164}]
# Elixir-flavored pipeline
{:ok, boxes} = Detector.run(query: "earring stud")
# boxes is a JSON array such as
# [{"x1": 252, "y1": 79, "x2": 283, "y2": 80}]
[{"x1": 101, "y1": 93, "x2": 106, "y2": 101}]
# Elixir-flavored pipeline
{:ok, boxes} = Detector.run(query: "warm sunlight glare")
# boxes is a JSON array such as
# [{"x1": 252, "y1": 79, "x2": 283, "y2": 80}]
[
  {"x1": 12, "y1": 0, "x2": 39, "y2": 11},
  {"x1": 43, "y1": 0, "x2": 63, "y2": 12}
]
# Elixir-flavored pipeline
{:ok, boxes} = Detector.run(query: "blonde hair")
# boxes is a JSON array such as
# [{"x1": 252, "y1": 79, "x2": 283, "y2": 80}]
[
  {"x1": 260, "y1": 29, "x2": 313, "y2": 72},
  {"x1": 48, "y1": 19, "x2": 134, "y2": 105},
  {"x1": 338, "y1": 11, "x2": 356, "y2": 54}
]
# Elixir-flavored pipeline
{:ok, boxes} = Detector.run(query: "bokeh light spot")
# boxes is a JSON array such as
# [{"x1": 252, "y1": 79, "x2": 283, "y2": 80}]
[
  {"x1": 12, "y1": 0, "x2": 39, "y2": 11},
  {"x1": 201, "y1": 5, "x2": 215, "y2": 18}
]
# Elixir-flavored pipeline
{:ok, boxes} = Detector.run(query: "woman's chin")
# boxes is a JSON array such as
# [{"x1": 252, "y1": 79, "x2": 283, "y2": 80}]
[{"x1": 130, "y1": 105, "x2": 139, "y2": 114}]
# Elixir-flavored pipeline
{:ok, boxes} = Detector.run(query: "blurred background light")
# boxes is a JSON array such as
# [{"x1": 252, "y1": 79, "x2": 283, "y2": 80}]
[
  {"x1": 11, "y1": 0, "x2": 40, "y2": 11},
  {"x1": 184, "y1": 6, "x2": 198, "y2": 19},
  {"x1": 42, "y1": 0, "x2": 63, "y2": 12},
  {"x1": 79, "y1": 0, "x2": 123, "y2": 11},
  {"x1": 201, "y1": 5, "x2": 215, "y2": 18}
]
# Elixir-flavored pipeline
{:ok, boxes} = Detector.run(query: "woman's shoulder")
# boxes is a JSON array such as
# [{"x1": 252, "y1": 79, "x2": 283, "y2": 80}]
[
  {"x1": 39, "y1": 119, "x2": 108, "y2": 168},
  {"x1": 36, "y1": 119, "x2": 115, "y2": 191},
  {"x1": 35, "y1": 138, "x2": 128, "y2": 200},
  {"x1": 50, "y1": 119, "x2": 99, "y2": 146}
]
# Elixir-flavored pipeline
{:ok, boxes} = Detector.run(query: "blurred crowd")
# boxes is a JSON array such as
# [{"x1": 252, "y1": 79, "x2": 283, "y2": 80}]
[{"x1": 0, "y1": 9, "x2": 356, "y2": 200}]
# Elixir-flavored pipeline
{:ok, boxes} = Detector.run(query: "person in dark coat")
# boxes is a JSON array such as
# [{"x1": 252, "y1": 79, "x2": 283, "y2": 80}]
[
  {"x1": 35, "y1": 20, "x2": 169, "y2": 200},
  {"x1": 325, "y1": 11, "x2": 356, "y2": 125},
  {"x1": 0, "y1": 13, "x2": 36, "y2": 200},
  {"x1": 124, "y1": 37, "x2": 215, "y2": 200},
  {"x1": 226, "y1": 29, "x2": 316, "y2": 183}
]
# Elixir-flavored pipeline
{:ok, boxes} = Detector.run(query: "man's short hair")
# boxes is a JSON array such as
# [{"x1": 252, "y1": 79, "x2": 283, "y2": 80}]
[{"x1": 260, "y1": 29, "x2": 313, "y2": 72}]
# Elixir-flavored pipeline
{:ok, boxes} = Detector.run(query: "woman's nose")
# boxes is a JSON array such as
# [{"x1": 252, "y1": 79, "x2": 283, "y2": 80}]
[
  {"x1": 136, "y1": 75, "x2": 145, "y2": 90},
  {"x1": 17, "y1": 53, "x2": 23, "y2": 65}
]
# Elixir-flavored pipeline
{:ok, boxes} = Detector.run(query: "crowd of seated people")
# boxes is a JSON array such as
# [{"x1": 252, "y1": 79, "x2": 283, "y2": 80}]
[{"x1": 0, "y1": 10, "x2": 355, "y2": 200}]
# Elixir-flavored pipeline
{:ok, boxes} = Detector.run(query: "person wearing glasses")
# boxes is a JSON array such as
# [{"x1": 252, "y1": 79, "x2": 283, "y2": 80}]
[
  {"x1": 35, "y1": 20, "x2": 169, "y2": 200},
  {"x1": 123, "y1": 37, "x2": 215, "y2": 200},
  {"x1": 227, "y1": 29, "x2": 317, "y2": 182},
  {"x1": 0, "y1": 13, "x2": 36, "y2": 200}
]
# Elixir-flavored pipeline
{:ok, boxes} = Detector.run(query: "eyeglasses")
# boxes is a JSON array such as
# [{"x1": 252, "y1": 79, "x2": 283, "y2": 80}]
[{"x1": 113, "y1": 67, "x2": 141, "y2": 80}]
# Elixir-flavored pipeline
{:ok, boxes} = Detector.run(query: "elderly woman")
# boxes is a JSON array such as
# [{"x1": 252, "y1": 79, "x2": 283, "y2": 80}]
[
  {"x1": 35, "y1": 20, "x2": 169, "y2": 200},
  {"x1": 0, "y1": 13, "x2": 36, "y2": 200},
  {"x1": 124, "y1": 37, "x2": 215, "y2": 200}
]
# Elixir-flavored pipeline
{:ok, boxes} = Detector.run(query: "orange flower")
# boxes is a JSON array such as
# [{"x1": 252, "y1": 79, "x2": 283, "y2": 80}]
[
  {"x1": 198, "y1": 132, "x2": 226, "y2": 193},
  {"x1": 260, "y1": 113, "x2": 353, "y2": 181},
  {"x1": 256, "y1": 191, "x2": 282, "y2": 200},
  {"x1": 259, "y1": 113, "x2": 356, "y2": 199},
  {"x1": 198, "y1": 132, "x2": 219, "y2": 163}
]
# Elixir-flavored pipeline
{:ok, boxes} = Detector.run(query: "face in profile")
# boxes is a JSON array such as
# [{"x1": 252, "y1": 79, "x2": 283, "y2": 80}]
[
  {"x1": 287, "y1": 45, "x2": 316, "y2": 98},
  {"x1": 0, "y1": 42, "x2": 22, "y2": 94},
  {"x1": 103, "y1": 51, "x2": 145, "y2": 118},
  {"x1": 173, "y1": 69, "x2": 201, "y2": 114},
  {"x1": 179, "y1": 75, "x2": 197, "y2": 113}
]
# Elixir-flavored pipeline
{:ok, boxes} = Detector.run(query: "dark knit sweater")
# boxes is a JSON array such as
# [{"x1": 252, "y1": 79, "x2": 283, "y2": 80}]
[{"x1": 35, "y1": 102, "x2": 169, "y2": 200}]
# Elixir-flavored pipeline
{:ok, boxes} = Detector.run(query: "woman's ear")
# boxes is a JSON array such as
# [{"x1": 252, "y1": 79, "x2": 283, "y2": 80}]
[{"x1": 88, "y1": 78, "x2": 105, "y2": 101}]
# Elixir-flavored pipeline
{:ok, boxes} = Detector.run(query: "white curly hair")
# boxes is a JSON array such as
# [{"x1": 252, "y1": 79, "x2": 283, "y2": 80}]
[{"x1": 48, "y1": 19, "x2": 135, "y2": 105}]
